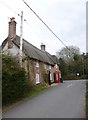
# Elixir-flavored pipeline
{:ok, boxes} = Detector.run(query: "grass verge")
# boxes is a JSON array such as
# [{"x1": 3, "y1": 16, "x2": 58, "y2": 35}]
[
  {"x1": 25, "y1": 84, "x2": 48, "y2": 98},
  {"x1": 2, "y1": 84, "x2": 48, "y2": 112},
  {"x1": 86, "y1": 81, "x2": 88, "y2": 118}
]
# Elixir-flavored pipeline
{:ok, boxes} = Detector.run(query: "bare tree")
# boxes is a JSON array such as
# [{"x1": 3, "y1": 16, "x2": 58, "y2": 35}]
[{"x1": 56, "y1": 46, "x2": 80, "y2": 61}]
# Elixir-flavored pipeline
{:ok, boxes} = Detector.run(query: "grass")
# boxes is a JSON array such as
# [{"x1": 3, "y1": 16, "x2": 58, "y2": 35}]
[
  {"x1": 25, "y1": 84, "x2": 48, "y2": 98},
  {"x1": 86, "y1": 81, "x2": 88, "y2": 118},
  {"x1": 2, "y1": 84, "x2": 48, "y2": 112}
]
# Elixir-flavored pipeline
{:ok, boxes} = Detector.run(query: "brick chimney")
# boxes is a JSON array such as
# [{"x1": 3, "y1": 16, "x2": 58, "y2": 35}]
[
  {"x1": 8, "y1": 17, "x2": 16, "y2": 48},
  {"x1": 41, "y1": 44, "x2": 45, "y2": 51}
]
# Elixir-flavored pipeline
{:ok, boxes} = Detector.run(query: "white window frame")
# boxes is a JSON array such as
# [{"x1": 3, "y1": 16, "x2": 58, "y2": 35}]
[
  {"x1": 44, "y1": 64, "x2": 46, "y2": 69},
  {"x1": 55, "y1": 64, "x2": 58, "y2": 69},
  {"x1": 49, "y1": 65, "x2": 51, "y2": 70},
  {"x1": 35, "y1": 61, "x2": 40, "y2": 84},
  {"x1": 36, "y1": 73, "x2": 40, "y2": 84},
  {"x1": 50, "y1": 73, "x2": 52, "y2": 81},
  {"x1": 36, "y1": 61, "x2": 39, "y2": 68}
]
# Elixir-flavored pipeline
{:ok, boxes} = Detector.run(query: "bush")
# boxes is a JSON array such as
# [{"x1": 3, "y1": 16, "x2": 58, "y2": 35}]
[
  {"x1": 86, "y1": 81, "x2": 88, "y2": 118},
  {"x1": 2, "y1": 54, "x2": 29, "y2": 106},
  {"x1": 63, "y1": 74, "x2": 78, "y2": 80}
]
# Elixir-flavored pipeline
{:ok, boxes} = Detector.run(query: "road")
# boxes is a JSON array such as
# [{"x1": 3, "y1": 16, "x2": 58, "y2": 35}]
[{"x1": 3, "y1": 80, "x2": 86, "y2": 118}]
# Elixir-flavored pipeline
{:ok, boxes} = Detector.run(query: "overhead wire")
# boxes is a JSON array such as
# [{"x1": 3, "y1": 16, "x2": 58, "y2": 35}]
[
  {"x1": 0, "y1": 0, "x2": 70, "y2": 51},
  {"x1": 0, "y1": 0, "x2": 47, "y2": 45},
  {"x1": 0, "y1": 1, "x2": 20, "y2": 16},
  {"x1": 24, "y1": 20, "x2": 44, "y2": 42},
  {"x1": 22, "y1": 0, "x2": 70, "y2": 50}
]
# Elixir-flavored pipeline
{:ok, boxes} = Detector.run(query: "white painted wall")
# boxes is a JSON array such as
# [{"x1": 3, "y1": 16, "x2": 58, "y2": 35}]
[{"x1": 2, "y1": 42, "x2": 25, "y2": 58}]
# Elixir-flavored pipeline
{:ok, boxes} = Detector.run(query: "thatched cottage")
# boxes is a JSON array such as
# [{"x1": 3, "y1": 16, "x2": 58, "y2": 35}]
[{"x1": 2, "y1": 17, "x2": 60, "y2": 85}]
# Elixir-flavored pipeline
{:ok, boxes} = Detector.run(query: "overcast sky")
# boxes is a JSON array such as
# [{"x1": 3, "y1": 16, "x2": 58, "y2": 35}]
[{"x1": 0, "y1": 0, "x2": 86, "y2": 55}]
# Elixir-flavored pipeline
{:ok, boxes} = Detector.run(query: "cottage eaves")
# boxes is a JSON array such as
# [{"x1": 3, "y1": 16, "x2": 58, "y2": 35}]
[{"x1": 2, "y1": 35, "x2": 58, "y2": 65}]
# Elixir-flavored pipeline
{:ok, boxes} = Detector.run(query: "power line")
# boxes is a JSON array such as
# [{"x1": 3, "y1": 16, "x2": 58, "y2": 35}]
[
  {"x1": 0, "y1": 0, "x2": 43, "y2": 43},
  {"x1": 24, "y1": 20, "x2": 45, "y2": 41},
  {"x1": 0, "y1": 0, "x2": 70, "y2": 51},
  {"x1": 0, "y1": 1, "x2": 20, "y2": 16},
  {"x1": 22, "y1": 0, "x2": 69, "y2": 50}
]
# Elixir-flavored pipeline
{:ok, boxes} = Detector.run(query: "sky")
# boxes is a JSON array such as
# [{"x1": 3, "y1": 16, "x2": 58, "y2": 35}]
[
  {"x1": 86, "y1": 1, "x2": 88, "y2": 53},
  {"x1": 0, "y1": 0, "x2": 86, "y2": 55}
]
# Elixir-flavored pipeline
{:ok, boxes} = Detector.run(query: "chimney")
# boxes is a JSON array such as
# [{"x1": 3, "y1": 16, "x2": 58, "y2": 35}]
[
  {"x1": 8, "y1": 17, "x2": 16, "y2": 48},
  {"x1": 41, "y1": 44, "x2": 45, "y2": 51}
]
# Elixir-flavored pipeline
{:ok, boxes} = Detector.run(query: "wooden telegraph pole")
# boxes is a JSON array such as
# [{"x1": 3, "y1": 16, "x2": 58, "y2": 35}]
[{"x1": 20, "y1": 11, "x2": 23, "y2": 67}]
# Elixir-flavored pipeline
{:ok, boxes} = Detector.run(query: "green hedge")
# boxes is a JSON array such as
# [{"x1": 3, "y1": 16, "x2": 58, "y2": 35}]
[
  {"x1": 86, "y1": 81, "x2": 88, "y2": 118},
  {"x1": 2, "y1": 54, "x2": 29, "y2": 106}
]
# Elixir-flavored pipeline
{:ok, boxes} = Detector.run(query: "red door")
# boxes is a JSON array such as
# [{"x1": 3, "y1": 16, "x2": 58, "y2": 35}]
[{"x1": 54, "y1": 71, "x2": 60, "y2": 83}]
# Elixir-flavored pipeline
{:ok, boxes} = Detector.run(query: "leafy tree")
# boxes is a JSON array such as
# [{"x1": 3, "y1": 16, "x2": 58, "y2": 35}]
[
  {"x1": 82, "y1": 53, "x2": 88, "y2": 78},
  {"x1": 59, "y1": 58, "x2": 68, "y2": 79},
  {"x1": 57, "y1": 46, "x2": 87, "y2": 80}
]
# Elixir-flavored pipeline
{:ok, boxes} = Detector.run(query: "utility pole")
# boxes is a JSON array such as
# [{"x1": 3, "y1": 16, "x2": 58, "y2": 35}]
[{"x1": 20, "y1": 11, "x2": 23, "y2": 67}]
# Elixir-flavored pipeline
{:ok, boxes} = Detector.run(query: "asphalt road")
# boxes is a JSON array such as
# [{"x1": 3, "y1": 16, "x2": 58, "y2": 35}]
[{"x1": 3, "y1": 80, "x2": 86, "y2": 118}]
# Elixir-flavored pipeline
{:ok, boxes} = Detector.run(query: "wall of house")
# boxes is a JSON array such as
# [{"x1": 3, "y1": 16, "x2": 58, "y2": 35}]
[
  {"x1": 3, "y1": 43, "x2": 26, "y2": 60},
  {"x1": 23, "y1": 58, "x2": 54, "y2": 85},
  {"x1": 2, "y1": 42, "x2": 8, "y2": 52},
  {"x1": 27, "y1": 59, "x2": 44, "y2": 85},
  {"x1": 3, "y1": 43, "x2": 19, "y2": 56},
  {"x1": 39, "y1": 62, "x2": 46, "y2": 84},
  {"x1": 28, "y1": 59, "x2": 36, "y2": 84}
]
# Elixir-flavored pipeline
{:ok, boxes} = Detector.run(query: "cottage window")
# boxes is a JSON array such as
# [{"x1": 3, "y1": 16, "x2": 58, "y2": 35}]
[
  {"x1": 36, "y1": 73, "x2": 40, "y2": 84},
  {"x1": 49, "y1": 65, "x2": 51, "y2": 70},
  {"x1": 35, "y1": 61, "x2": 40, "y2": 84},
  {"x1": 50, "y1": 73, "x2": 52, "y2": 81},
  {"x1": 36, "y1": 61, "x2": 39, "y2": 68},
  {"x1": 44, "y1": 64, "x2": 46, "y2": 69},
  {"x1": 55, "y1": 64, "x2": 58, "y2": 69}
]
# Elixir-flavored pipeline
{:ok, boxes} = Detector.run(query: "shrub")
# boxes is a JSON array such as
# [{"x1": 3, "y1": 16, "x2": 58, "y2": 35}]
[
  {"x1": 86, "y1": 81, "x2": 88, "y2": 118},
  {"x1": 2, "y1": 54, "x2": 29, "y2": 106}
]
